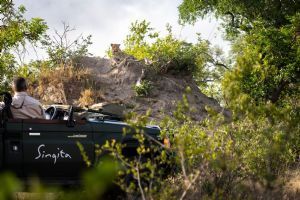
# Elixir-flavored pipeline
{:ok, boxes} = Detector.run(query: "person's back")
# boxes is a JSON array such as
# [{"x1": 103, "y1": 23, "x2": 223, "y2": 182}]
[{"x1": 9, "y1": 77, "x2": 45, "y2": 119}]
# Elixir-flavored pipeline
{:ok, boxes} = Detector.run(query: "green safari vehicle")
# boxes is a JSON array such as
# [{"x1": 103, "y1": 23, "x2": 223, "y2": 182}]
[{"x1": 0, "y1": 92, "x2": 168, "y2": 185}]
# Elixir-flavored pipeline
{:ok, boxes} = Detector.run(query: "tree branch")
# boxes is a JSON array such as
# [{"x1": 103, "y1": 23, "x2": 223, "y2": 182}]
[{"x1": 215, "y1": 62, "x2": 229, "y2": 70}]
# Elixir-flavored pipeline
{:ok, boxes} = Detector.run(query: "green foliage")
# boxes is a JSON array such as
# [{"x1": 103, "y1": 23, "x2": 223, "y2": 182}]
[
  {"x1": 158, "y1": 94, "x2": 299, "y2": 199},
  {"x1": 98, "y1": 111, "x2": 171, "y2": 200},
  {"x1": 124, "y1": 20, "x2": 228, "y2": 79},
  {"x1": 0, "y1": 173, "x2": 22, "y2": 200},
  {"x1": 133, "y1": 80, "x2": 153, "y2": 97},
  {"x1": 91, "y1": 93, "x2": 299, "y2": 199},
  {"x1": 0, "y1": 160, "x2": 119, "y2": 200},
  {"x1": 0, "y1": 95, "x2": 298, "y2": 199},
  {"x1": 179, "y1": 0, "x2": 300, "y2": 109},
  {"x1": 77, "y1": 141, "x2": 92, "y2": 167},
  {"x1": 124, "y1": 20, "x2": 229, "y2": 100},
  {"x1": 0, "y1": 0, "x2": 47, "y2": 90},
  {"x1": 0, "y1": 1, "x2": 298, "y2": 199},
  {"x1": 179, "y1": 0, "x2": 300, "y2": 38},
  {"x1": 15, "y1": 60, "x2": 48, "y2": 82},
  {"x1": 77, "y1": 159, "x2": 119, "y2": 200},
  {"x1": 223, "y1": 17, "x2": 300, "y2": 106}
]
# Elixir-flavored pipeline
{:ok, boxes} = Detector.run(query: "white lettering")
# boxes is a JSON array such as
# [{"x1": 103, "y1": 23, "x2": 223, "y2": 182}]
[{"x1": 35, "y1": 144, "x2": 72, "y2": 164}]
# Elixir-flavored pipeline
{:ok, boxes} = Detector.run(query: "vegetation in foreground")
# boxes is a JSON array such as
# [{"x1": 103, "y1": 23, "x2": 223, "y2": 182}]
[{"x1": 0, "y1": 0, "x2": 299, "y2": 199}]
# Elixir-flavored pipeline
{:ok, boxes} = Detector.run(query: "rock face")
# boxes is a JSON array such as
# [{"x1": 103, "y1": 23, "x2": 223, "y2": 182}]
[{"x1": 36, "y1": 56, "x2": 228, "y2": 121}]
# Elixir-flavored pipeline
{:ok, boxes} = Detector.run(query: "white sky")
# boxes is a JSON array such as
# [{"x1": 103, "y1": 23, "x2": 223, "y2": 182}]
[{"x1": 15, "y1": 0, "x2": 231, "y2": 61}]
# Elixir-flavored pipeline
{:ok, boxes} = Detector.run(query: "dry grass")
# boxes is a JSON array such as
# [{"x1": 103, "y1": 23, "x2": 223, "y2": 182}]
[
  {"x1": 284, "y1": 169, "x2": 300, "y2": 195},
  {"x1": 33, "y1": 65, "x2": 104, "y2": 105},
  {"x1": 78, "y1": 89, "x2": 95, "y2": 107}
]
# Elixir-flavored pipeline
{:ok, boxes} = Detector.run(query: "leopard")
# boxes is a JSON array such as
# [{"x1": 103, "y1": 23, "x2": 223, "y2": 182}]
[{"x1": 110, "y1": 43, "x2": 136, "y2": 66}]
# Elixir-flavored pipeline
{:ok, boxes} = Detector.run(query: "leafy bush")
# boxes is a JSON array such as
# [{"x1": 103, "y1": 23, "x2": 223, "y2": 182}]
[
  {"x1": 124, "y1": 20, "x2": 228, "y2": 78},
  {"x1": 133, "y1": 80, "x2": 153, "y2": 97},
  {"x1": 122, "y1": 20, "x2": 229, "y2": 102},
  {"x1": 81, "y1": 90, "x2": 298, "y2": 199}
]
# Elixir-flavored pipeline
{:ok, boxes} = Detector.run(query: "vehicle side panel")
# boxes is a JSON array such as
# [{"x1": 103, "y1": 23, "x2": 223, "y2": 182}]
[
  {"x1": 22, "y1": 121, "x2": 94, "y2": 180},
  {"x1": 4, "y1": 121, "x2": 23, "y2": 176},
  {"x1": 91, "y1": 121, "x2": 140, "y2": 157}
]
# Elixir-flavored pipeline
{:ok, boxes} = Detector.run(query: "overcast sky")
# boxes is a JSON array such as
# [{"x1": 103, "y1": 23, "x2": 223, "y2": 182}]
[{"x1": 14, "y1": 0, "x2": 230, "y2": 60}]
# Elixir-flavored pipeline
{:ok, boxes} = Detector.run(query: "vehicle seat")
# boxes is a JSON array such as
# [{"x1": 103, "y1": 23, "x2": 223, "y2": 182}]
[
  {"x1": 2, "y1": 106, "x2": 13, "y2": 120},
  {"x1": 1, "y1": 92, "x2": 13, "y2": 120}
]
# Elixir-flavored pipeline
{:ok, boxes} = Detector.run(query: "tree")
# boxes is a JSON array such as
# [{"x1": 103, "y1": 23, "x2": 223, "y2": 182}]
[
  {"x1": 0, "y1": 0, "x2": 47, "y2": 90},
  {"x1": 41, "y1": 22, "x2": 92, "y2": 68},
  {"x1": 179, "y1": 0, "x2": 300, "y2": 107},
  {"x1": 179, "y1": 0, "x2": 300, "y2": 36},
  {"x1": 223, "y1": 17, "x2": 300, "y2": 105}
]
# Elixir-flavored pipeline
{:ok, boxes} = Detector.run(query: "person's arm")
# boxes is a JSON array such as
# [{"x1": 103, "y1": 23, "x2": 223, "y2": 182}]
[{"x1": 40, "y1": 105, "x2": 46, "y2": 119}]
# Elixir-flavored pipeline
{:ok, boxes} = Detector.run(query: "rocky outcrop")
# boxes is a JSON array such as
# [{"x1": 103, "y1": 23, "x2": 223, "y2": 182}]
[{"x1": 36, "y1": 56, "x2": 228, "y2": 121}]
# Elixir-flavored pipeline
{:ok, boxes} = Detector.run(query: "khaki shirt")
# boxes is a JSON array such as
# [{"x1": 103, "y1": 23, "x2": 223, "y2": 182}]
[{"x1": 9, "y1": 92, "x2": 45, "y2": 119}]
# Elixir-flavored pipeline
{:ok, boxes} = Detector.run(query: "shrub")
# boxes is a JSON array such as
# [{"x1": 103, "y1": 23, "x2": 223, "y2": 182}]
[
  {"x1": 107, "y1": 92, "x2": 298, "y2": 199},
  {"x1": 124, "y1": 20, "x2": 227, "y2": 78},
  {"x1": 133, "y1": 80, "x2": 153, "y2": 97}
]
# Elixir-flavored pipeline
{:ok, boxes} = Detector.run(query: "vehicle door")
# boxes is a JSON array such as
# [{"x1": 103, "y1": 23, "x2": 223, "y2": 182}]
[
  {"x1": 22, "y1": 119, "x2": 94, "y2": 180},
  {"x1": 91, "y1": 120, "x2": 139, "y2": 158}
]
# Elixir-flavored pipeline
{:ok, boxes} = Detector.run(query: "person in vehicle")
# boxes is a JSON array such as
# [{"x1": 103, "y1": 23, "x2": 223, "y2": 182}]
[{"x1": 0, "y1": 77, "x2": 45, "y2": 119}]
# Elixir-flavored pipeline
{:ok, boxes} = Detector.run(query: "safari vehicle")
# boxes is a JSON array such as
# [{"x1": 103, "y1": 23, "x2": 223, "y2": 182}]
[{"x1": 0, "y1": 92, "x2": 166, "y2": 185}]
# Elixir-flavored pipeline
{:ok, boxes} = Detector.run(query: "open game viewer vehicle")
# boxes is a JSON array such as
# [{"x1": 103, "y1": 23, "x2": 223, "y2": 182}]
[{"x1": 0, "y1": 92, "x2": 169, "y2": 185}]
